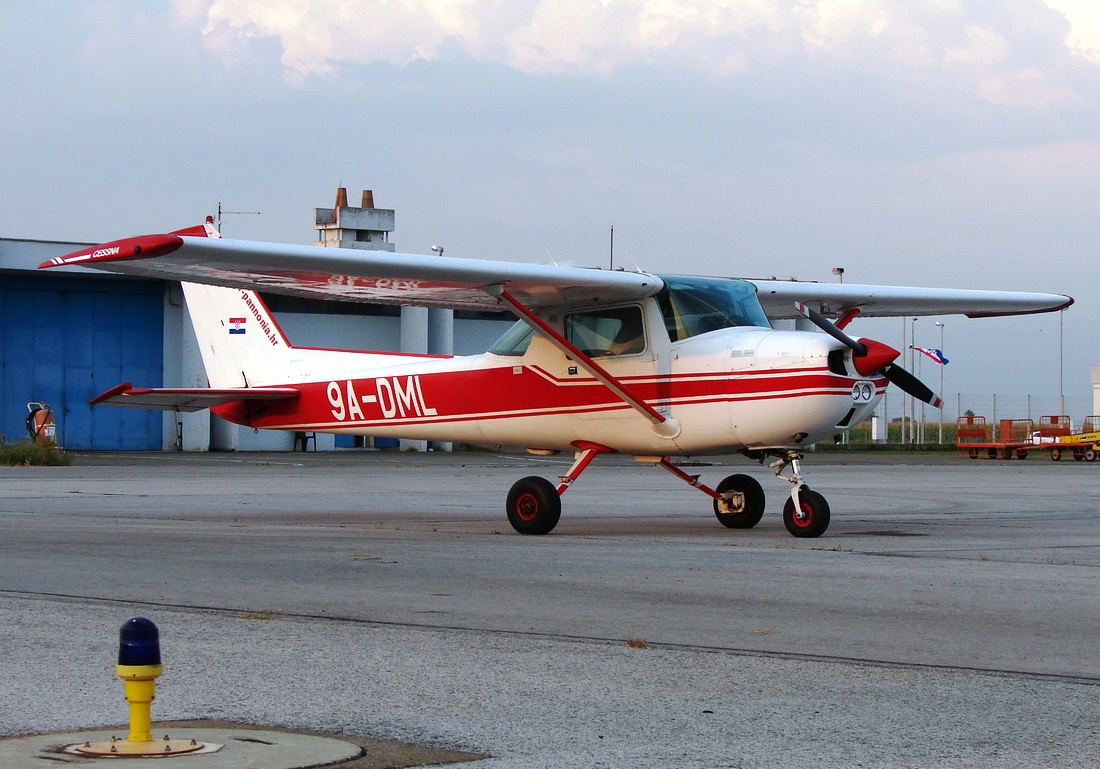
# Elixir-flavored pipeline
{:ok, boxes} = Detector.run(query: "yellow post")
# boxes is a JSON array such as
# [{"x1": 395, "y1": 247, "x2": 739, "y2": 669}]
[
  {"x1": 116, "y1": 663, "x2": 163, "y2": 742},
  {"x1": 115, "y1": 618, "x2": 162, "y2": 743}
]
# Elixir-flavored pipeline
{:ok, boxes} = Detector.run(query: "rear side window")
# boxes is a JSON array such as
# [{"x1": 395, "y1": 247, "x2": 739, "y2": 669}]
[{"x1": 564, "y1": 306, "x2": 646, "y2": 357}]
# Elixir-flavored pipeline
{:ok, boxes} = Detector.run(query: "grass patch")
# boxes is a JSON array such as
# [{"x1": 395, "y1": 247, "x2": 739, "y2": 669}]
[{"x1": 0, "y1": 439, "x2": 71, "y2": 466}]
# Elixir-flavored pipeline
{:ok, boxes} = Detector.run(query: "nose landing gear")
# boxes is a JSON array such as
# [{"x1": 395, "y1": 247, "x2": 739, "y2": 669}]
[{"x1": 769, "y1": 451, "x2": 832, "y2": 538}]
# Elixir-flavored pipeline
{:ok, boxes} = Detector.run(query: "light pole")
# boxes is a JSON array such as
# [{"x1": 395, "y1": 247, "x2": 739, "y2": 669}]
[
  {"x1": 1059, "y1": 309, "x2": 1065, "y2": 416},
  {"x1": 935, "y1": 322, "x2": 945, "y2": 444},
  {"x1": 900, "y1": 317, "x2": 907, "y2": 444}
]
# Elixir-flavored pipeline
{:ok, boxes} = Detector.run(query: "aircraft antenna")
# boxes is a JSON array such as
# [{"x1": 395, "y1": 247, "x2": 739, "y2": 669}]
[
  {"x1": 539, "y1": 240, "x2": 560, "y2": 266},
  {"x1": 216, "y1": 201, "x2": 261, "y2": 234},
  {"x1": 609, "y1": 225, "x2": 614, "y2": 270},
  {"x1": 622, "y1": 245, "x2": 643, "y2": 273}
]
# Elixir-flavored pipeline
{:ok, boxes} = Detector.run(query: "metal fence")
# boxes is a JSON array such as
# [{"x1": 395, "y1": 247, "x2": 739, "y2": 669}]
[{"x1": 857, "y1": 392, "x2": 1095, "y2": 445}]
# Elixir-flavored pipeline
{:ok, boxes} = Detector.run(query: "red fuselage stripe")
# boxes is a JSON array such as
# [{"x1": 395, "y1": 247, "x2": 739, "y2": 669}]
[{"x1": 222, "y1": 365, "x2": 880, "y2": 431}]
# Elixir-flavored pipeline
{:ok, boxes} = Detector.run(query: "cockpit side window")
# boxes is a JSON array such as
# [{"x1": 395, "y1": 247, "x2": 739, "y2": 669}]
[
  {"x1": 656, "y1": 276, "x2": 771, "y2": 342},
  {"x1": 488, "y1": 320, "x2": 535, "y2": 356},
  {"x1": 564, "y1": 305, "x2": 646, "y2": 357}
]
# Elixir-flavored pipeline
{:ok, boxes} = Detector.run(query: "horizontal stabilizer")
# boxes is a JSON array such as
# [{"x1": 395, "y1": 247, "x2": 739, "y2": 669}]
[{"x1": 90, "y1": 382, "x2": 300, "y2": 412}]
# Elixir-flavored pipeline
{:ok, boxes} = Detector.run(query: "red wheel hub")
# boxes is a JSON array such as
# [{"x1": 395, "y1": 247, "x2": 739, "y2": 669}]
[
  {"x1": 792, "y1": 502, "x2": 813, "y2": 527},
  {"x1": 514, "y1": 493, "x2": 539, "y2": 522}
]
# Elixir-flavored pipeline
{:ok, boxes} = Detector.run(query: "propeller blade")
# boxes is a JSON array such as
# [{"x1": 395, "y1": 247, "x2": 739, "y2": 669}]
[
  {"x1": 795, "y1": 302, "x2": 866, "y2": 355},
  {"x1": 795, "y1": 302, "x2": 942, "y2": 407},
  {"x1": 883, "y1": 364, "x2": 943, "y2": 408}
]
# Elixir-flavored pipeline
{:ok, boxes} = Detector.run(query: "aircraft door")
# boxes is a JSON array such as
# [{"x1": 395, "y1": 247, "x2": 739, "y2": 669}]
[{"x1": 561, "y1": 303, "x2": 666, "y2": 443}]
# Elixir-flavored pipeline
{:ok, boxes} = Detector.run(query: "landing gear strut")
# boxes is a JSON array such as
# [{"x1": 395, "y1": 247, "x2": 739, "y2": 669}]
[
  {"x1": 503, "y1": 446, "x2": 831, "y2": 538},
  {"x1": 767, "y1": 451, "x2": 831, "y2": 538},
  {"x1": 505, "y1": 443, "x2": 610, "y2": 535}
]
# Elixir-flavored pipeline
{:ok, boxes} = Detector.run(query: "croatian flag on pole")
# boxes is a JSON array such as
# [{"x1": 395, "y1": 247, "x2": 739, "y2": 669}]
[
  {"x1": 229, "y1": 317, "x2": 247, "y2": 335},
  {"x1": 912, "y1": 346, "x2": 948, "y2": 365}
]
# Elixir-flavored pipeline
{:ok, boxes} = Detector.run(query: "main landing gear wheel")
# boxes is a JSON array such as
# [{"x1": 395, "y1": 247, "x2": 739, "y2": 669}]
[
  {"x1": 506, "y1": 476, "x2": 561, "y2": 535},
  {"x1": 713, "y1": 474, "x2": 766, "y2": 529},
  {"x1": 783, "y1": 488, "x2": 831, "y2": 538}
]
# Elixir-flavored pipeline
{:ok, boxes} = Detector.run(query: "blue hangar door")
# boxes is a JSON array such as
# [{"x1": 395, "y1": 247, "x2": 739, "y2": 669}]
[{"x1": 0, "y1": 274, "x2": 164, "y2": 449}]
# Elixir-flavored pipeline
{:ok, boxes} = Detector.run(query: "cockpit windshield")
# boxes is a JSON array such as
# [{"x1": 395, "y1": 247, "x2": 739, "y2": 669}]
[
  {"x1": 489, "y1": 275, "x2": 770, "y2": 354},
  {"x1": 656, "y1": 276, "x2": 771, "y2": 342}
]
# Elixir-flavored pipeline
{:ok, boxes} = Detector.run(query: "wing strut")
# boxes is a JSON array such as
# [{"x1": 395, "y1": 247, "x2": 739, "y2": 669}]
[{"x1": 493, "y1": 288, "x2": 681, "y2": 440}]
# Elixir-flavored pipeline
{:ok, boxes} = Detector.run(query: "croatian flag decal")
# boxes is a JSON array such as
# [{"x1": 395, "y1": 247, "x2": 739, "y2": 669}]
[{"x1": 229, "y1": 317, "x2": 247, "y2": 335}]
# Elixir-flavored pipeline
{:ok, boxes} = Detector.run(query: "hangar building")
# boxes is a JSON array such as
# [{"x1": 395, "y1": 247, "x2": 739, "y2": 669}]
[{"x1": 0, "y1": 189, "x2": 512, "y2": 451}]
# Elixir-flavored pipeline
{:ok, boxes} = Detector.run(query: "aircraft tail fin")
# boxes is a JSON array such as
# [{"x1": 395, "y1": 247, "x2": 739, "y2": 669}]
[
  {"x1": 181, "y1": 281, "x2": 296, "y2": 389},
  {"x1": 172, "y1": 218, "x2": 299, "y2": 388}
]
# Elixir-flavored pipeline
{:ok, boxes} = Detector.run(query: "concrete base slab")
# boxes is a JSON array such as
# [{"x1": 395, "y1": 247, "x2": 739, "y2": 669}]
[{"x1": 0, "y1": 722, "x2": 486, "y2": 769}]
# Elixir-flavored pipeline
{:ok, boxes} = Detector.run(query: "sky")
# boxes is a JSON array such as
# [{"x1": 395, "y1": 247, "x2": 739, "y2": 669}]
[{"x1": 2, "y1": 0, "x2": 1098, "y2": 415}]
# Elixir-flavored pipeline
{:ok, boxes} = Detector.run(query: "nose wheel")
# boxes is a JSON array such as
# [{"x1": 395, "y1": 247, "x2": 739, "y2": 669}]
[
  {"x1": 769, "y1": 450, "x2": 831, "y2": 538},
  {"x1": 782, "y1": 487, "x2": 831, "y2": 538}
]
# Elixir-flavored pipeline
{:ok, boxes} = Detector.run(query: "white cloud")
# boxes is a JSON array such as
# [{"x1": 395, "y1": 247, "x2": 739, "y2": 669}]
[
  {"x1": 943, "y1": 25, "x2": 1011, "y2": 68},
  {"x1": 798, "y1": 0, "x2": 895, "y2": 56},
  {"x1": 1046, "y1": 0, "x2": 1100, "y2": 63},
  {"x1": 180, "y1": 0, "x2": 1095, "y2": 107}
]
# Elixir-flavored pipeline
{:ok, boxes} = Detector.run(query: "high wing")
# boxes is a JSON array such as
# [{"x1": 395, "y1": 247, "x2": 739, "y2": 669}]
[
  {"x1": 40, "y1": 230, "x2": 662, "y2": 310},
  {"x1": 41, "y1": 228, "x2": 1072, "y2": 317},
  {"x1": 754, "y1": 280, "x2": 1072, "y2": 319}
]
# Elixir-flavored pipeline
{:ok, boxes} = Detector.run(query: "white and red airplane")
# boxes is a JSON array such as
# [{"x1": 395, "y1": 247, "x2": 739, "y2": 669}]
[{"x1": 42, "y1": 220, "x2": 1072, "y2": 538}]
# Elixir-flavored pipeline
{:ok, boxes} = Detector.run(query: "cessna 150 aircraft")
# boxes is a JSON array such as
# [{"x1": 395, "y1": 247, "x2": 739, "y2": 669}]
[{"x1": 42, "y1": 220, "x2": 1072, "y2": 538}]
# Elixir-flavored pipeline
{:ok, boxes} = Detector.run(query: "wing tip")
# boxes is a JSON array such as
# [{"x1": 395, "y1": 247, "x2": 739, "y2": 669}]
[
  {"x1": 89, "y1": 382, "x2": 133, "y2": 406},
  {"x1": 39, "y1": 234, "x2": 184, "y2": 270},
  {"x1": 965, "y1": 295, "x2": 1074, "y2": 319}
]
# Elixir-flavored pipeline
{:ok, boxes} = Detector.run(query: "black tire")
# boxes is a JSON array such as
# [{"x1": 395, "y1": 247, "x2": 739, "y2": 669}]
[
  {"x1": 1086, "y1": 449, "x2": 1097, "y2": 462},
  {"x1": 1050, "y1": 448, "x2": 1061, "y2": 461},
  {"x1": 506, "y1": 476, "x2": 562, "y2": 535},
  {"x1": 782, "y1": 488, "x2": 831, "y2": 538},
  {"x1": 712, "y1": 474, "x2": 765, "y2": 529}
]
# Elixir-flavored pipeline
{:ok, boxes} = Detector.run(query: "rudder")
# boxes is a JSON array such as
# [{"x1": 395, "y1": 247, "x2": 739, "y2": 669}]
[{"x1": 181, "y1": 282, "x2": 295, "y2": 388}]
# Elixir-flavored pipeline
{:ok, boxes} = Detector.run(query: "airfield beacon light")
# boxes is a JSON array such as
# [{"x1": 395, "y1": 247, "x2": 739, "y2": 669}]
[
  {"x1": 68, "y1": 618, "x2": 216, "y2": 757},
  {"x1": 116, "y1": 617, "x2": 163, "y2": 743}
]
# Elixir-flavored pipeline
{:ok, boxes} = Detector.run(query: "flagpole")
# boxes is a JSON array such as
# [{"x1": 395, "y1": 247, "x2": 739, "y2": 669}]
[{"x1": 936, "y1": 322, "x2": 945, "y2": 444}]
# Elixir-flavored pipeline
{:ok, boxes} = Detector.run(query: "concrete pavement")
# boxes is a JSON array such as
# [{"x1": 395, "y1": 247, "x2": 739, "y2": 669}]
[{"x1": 1, "y1": 450, "x2": 1097, "y2": 767}]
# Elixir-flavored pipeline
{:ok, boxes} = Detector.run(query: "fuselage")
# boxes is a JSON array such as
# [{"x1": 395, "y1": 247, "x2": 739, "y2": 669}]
[{"x1": 213, "y1": 276, "x2": 886, "y2": 456}]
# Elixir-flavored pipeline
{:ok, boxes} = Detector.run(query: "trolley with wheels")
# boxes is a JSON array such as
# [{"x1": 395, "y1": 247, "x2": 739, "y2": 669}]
[{"x1": 955, "y1": 416, "x2": 1033, "y2": 460}]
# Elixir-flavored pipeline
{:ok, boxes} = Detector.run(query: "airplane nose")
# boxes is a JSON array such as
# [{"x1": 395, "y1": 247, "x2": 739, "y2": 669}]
[
  {"x1": 852, "y1": 338, "x2": 900, "y2": 376},
  {"x1": 796, "y1": 302, "x2": 942, "y2": 408}
]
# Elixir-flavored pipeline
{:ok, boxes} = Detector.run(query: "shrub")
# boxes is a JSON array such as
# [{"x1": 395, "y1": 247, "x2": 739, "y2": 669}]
[{"x1": 0, "y1": 438, "x2": 72, "y2": 466}]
